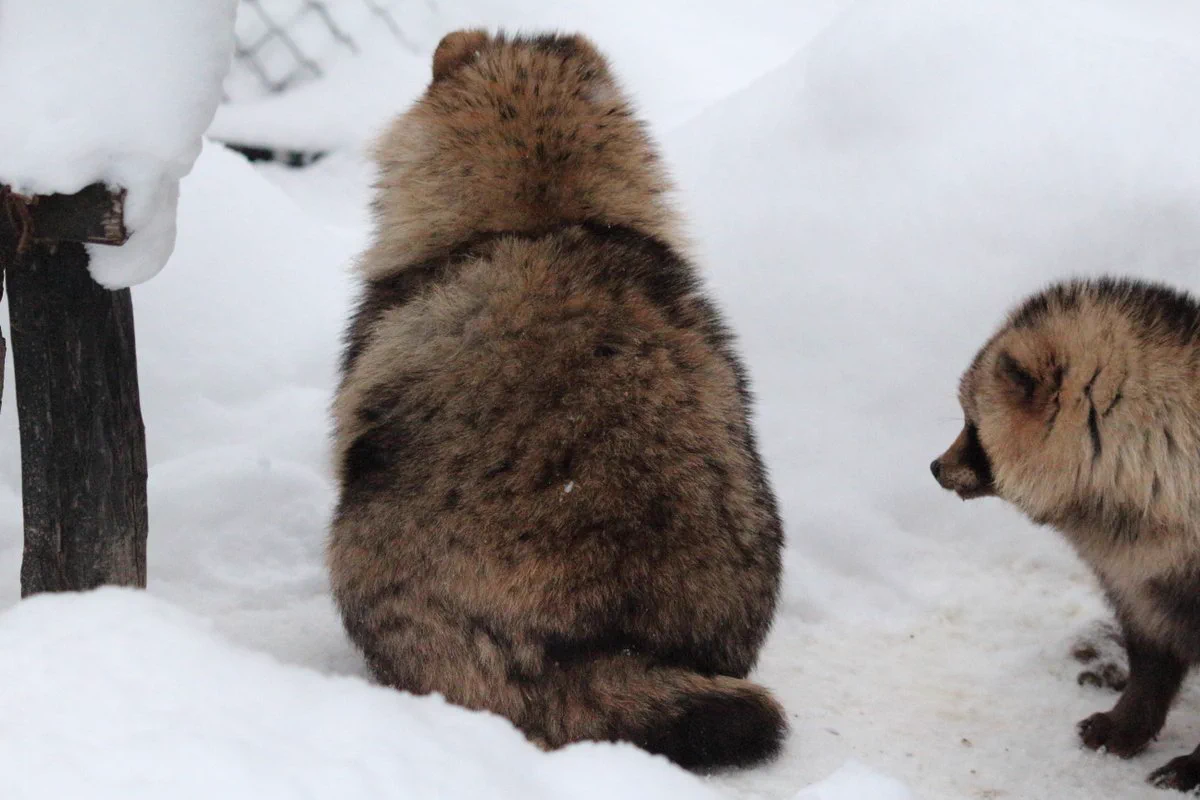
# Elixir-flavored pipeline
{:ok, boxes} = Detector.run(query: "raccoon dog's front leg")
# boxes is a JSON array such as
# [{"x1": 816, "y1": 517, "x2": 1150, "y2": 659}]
[{"x1": 1077, "y1": 628, "x2": 1185, "y2": 759}]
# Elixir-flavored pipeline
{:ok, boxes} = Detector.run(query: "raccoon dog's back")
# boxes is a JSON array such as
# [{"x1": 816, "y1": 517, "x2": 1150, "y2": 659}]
[{"x1": 329, "y1": 30, "x2": 785, "y2": 770}]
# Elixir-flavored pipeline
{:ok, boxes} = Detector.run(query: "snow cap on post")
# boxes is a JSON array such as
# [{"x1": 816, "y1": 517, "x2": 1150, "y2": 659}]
[{"x1": 0, "y1": 0, "x2": 238, "y2": 288}]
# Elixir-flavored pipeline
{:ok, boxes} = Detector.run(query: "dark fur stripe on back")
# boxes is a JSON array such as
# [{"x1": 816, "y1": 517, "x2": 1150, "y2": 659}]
[{"x1": 1010, "y1": 277, "x2": 1200, "y2": 346}]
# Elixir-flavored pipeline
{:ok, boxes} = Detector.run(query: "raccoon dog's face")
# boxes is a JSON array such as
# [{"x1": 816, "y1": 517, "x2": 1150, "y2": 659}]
[
  {"x1": 932, "y1": 279, "x2": 1191, "y2": 539},
  {"x1": 932, "y1": 328, "x2": 1069, "y2": 506}
]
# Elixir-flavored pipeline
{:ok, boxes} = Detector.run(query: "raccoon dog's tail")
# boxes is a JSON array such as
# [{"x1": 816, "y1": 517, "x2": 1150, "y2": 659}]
[
  {"x1": 338, "y1": 594, "x2": 785, "y2": 768},
  {"x1": 536, "y1": 654, "x2": 787, "y2": 769}
]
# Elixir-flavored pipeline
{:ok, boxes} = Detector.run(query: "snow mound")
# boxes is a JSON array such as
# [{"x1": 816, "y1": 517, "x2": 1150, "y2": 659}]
[
  {"x1": 0, "y1": 0, "x2": 237, "y2": 288},
  {"x1": 211, "y1": 49, "x2": 431, "y2": 154},
  {"x1": 794, "y1": 762, "x2": 912, "y2": 800},
  {"x1": 107, "y1": 141, "x2": 356, "y2": 667},
  {"x1": 0, "y1": 588, "x2": 723, "y2": 800},
  {"x1": 667, "y1": 0, "x2": 1200, "y2": 627}
]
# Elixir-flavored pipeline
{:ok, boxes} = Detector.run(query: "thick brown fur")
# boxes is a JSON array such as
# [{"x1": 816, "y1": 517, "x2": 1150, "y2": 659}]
[
  {"x1": 932, "y1": 277, "x2": 1200, "y2": 791},
  {"x1": 329, "y1": 30, "x2": 786, "y2": 770}
]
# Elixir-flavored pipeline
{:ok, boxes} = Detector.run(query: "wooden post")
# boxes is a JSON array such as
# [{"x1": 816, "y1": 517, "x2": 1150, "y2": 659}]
[{"x1": 1, "y1": 184, "x2": 147, "y2": 596}]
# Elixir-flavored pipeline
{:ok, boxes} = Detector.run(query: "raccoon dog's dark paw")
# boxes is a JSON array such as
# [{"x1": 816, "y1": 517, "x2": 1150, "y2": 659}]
[
  {"x1": 1078, "y1": 711, "x2": 1155, "y2": 759},
  {"x1": 1148, "y1": 754, "x2": 1200, "y2": 793}
]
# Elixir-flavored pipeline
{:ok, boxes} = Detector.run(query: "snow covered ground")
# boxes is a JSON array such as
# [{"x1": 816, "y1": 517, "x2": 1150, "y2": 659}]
[{"x1": 5, "y1": 0, "x2": 1200, "y2": 797}]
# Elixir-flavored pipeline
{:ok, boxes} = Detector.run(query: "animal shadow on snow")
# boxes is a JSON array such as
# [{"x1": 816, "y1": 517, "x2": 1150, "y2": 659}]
[{"x1": 1072, "y1": 619, "x2": 1129, "y2": 692}]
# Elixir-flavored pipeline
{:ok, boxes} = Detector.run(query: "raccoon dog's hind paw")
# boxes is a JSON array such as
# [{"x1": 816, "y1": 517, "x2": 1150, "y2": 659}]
[{"x1": 1148, "y1": 753, "x2": 1200, "y2": 793}]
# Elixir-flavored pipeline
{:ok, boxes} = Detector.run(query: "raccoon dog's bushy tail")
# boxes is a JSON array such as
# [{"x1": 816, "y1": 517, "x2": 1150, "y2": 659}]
[{"x1": 537, "y1": 654, "x2": 787, "y2": 769}]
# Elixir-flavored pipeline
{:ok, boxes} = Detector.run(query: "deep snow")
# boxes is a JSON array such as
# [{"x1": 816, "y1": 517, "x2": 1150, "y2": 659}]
[
  {"x1": 5, "y1": 0, "x2": 1200, "y2": 797},
  {"x1": 0, "y1": 0, "x2": 236, "y2": 287},
  {"x1": 0, "y1": 589, "x2": 725, "y2": 800}
]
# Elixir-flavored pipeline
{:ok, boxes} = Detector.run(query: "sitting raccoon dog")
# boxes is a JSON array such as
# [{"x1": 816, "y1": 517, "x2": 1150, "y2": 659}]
[
  {"x1": 932, "y1": 277, "x2": 1200, "y2": 792},
  {"x1": 328, "y1": 30, "x2": 786, "y2": 769}
]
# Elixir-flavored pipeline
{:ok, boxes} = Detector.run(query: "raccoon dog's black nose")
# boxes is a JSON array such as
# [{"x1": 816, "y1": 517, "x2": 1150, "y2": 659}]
[{"x1": 930, "y1": 460, "x2": 943, "y2": 481}]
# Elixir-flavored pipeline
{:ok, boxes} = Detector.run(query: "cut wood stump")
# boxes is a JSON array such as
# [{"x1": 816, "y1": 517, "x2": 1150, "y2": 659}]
[{"x1": 1, "y1": 183, "x2": 147, "y2": 596}]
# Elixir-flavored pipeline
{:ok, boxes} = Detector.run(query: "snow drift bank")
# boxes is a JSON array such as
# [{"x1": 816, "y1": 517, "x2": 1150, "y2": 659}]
[
  {"x1": 0, "y1": 589, "x2": 725, "y2": 800},
  {"x1": 667, "y1": 0, "x2": 1200, "y2": 626},
  {"x1": 0, "y1": 0, "x2": 236, "y2": 287},
  {"x1": 793, "y1": 762, "x2": 912, "y2": 800}
]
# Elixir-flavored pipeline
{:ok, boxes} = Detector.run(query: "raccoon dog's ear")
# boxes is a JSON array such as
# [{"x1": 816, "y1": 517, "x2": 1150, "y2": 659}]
[
  {"x1": 432, "y1": 29, "x2": 489, "y2": 81},
  {"x1": 994, "y1": 350, "x2": 1058, "y2": 410}
]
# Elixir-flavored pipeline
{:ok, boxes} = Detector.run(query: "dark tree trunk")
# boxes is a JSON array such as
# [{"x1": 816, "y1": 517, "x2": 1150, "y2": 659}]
[{"x1": 5, "y1": 239, "x2": 147, "y2": 595}]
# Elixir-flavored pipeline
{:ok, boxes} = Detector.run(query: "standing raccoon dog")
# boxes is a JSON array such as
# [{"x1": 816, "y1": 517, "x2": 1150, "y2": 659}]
[
  {"x1": 328, "y1": 30, "x2": 786, "y2": 769},
  {"x1": 932, "y1": 277, "x2": 1200, "y2": 792}
]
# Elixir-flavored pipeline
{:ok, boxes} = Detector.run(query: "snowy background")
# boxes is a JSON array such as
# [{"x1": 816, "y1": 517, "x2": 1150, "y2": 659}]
[{"x1": 4, "y1": 0, "x2": 1200, "y2": 797}]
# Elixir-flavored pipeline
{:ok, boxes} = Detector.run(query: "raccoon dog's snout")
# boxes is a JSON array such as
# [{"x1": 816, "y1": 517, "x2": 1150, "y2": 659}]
[{"x1": 931, "y1": 424, "x2": 995, "y2": 499}]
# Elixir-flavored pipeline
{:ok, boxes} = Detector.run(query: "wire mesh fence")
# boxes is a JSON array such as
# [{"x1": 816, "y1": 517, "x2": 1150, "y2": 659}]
[{"x1": 226, "y1": 0, "x2": 424, "y2": 101}]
